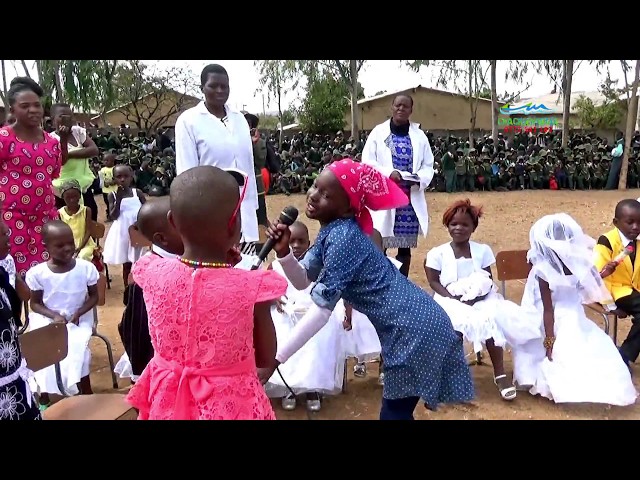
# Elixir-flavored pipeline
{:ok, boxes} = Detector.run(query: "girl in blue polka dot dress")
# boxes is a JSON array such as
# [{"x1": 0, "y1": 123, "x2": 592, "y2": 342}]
[{"x1": 260, "y1": 159, "x2": 475, "y2": 420}]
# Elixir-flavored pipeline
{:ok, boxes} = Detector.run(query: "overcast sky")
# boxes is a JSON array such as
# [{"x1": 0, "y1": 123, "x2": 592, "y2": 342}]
[{"x1": 4, "y1": 60, "x2": 632, "y2": 114}]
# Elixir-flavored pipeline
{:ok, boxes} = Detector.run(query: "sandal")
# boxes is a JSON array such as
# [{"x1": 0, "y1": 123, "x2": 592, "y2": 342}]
[{"x1": 494, "y1": 375, "x2": 516, "y2": 401}]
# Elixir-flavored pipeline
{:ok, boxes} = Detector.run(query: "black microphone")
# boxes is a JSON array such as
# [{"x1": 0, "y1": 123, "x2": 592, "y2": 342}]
[{"x1": 250, "y1": 206, "x2": 299, "y2": 270}]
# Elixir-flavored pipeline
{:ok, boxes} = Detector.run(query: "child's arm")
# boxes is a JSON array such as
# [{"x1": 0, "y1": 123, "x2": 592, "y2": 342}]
[
  {"x1": 30, "y1": 290, "x2": 66, "y2": 324},
  {"x1": 76, "y1": 206, "x2": 93, "y2": 255},
  {"x1": 253, "y1": 301, "x2": 277, "y2": 368},
  {"x1": 15, "y1": 275, "x2": 30, "y2": 302},
  {"x1": 69, "y1": 284, "x2": 99, "y2": 325},
  {"x1": 108, "y1": 191, "x2": 121, "y2": 220},
  {"x1": 538, "y1": 277, "x2": 555, "y2": 361},
  {"x1": 343, "y1": 302, "x2": 353, "y2": 330},
  {"x1": 137, "y1": 188, "x2": 147, "y2": 205},
  {"x1": 425, "y1": 266, "x2": 457, "y2": 299}
]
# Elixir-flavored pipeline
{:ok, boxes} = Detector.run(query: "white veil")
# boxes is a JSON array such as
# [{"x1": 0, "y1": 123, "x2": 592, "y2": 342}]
[{"x1": 527, "y1": 213, "x2": 613, "y2": 305}]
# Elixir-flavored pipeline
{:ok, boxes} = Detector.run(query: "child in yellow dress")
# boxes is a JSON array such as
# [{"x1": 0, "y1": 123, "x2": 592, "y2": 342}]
[{"x1": 58, "y1": 179, "x2": 97, "y2": 262}]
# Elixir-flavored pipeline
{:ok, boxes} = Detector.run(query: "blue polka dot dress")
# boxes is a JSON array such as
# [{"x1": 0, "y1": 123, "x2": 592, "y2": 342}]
[{"x1": 300, "y1": 218, "x2": 475, "y2": 408}]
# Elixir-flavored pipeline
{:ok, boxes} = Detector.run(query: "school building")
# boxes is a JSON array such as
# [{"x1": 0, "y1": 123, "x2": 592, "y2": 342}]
[
  {"x1": 343, "y1": 85, "x2": 506, "y2": 135},
  {"x1": 90, "y1": 89, "x2": 200, "y2": 132}
]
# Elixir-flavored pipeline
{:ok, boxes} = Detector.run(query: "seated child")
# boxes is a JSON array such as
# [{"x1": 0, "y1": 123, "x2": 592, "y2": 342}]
[
  {"x1": 265, "y1": 221, "x2": 346, "y2": 412},
  {"x1": 115, "y1": 197, "x2": 184, "y2": 384},
  {"x1": 512, "y1": 213, "x2": 636, "y2": 405},
  {"x1": 58, "y1": 179, "x2": 97, "y2": 262},
  {"x1": 594, "y1": 198, "x2": 640, "y2": 367},
  {"x1": 26, "y1": 221, "x2": 100, "y2": 405},
  {"x1": 425, "y1": 199, "x2": 533, "y2": 401},
  {"x1": 126, "y1": 165, "x2": 287, "y2": 420}
]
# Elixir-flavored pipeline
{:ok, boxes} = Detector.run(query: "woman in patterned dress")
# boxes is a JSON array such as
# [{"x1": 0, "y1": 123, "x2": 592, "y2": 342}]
[
  {"x1": 361, "y1": 94, "x2": 435, "y2": 278},
  {"x1": 0, "y1": 77, "x2": 67, "y2": 277}
]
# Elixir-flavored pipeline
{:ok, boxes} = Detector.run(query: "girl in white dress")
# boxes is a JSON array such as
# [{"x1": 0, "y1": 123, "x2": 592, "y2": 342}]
[
  {"x1": 264, "y1": 221, "x2": 346, "y2": 412},
  {"x1": 25, "y1": 221, "x2": 99, "y2": 406},
  {"x1": 512, "y1": 213, "x2": 637, "y2": 406},
  {"x1": 425, "y1": 199, "x2": 536, "y2": 401},
  {"x1": 103, "y1": 165, "x2": 146, "y2": 287}
]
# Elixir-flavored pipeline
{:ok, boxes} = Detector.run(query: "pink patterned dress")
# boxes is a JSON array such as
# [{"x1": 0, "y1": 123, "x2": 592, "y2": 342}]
[
  {"x1": 0, "y1": 127, "x2": 61, "y2": 277},
  {"x1": 127, "y1": 254, "x2": 288, "y2": 420}
]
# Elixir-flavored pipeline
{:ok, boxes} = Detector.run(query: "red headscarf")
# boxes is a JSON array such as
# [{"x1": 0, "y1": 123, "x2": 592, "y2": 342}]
[{"x1": 327, "y1": 158, "x2": 409, "y2": 235}]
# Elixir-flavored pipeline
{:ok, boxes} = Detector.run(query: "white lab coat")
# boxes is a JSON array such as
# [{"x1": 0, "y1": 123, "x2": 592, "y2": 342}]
[
  {"x1": 174, "y1": 101, "x2": 259, "y2": 242},
  {"x1": 361, "y1": 121, "x2": 434, "y2": 239}
]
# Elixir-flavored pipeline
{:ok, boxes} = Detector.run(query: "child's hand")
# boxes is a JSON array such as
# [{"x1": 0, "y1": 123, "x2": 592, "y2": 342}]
[
  {"x1": 226, "y1": 246, "x2": 243, "y2": 266},
  {"x1": 53, "y1": 314, "x2": 67, "y2": 324},
  {"x1": 69, "y1": 313, "x2": 80, "y2": 325},
  {"x1": 545, "y1": 346, "x2": 553, "y2": 361},
  {"x1": 275, "y1": 297, "x2": 286, "y2": 314},
  {"x1": 265, "y1": 220, "x2": 291, "y2": 258},
  {"x1": 600, "y1": 261, "x2": 619, "y2": 278}
]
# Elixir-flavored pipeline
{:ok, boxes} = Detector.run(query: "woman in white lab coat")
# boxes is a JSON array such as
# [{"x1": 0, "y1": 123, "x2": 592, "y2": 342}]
[
  {"x1": 174, "y1": 63, "x2": 259, "y2": 254},
  {"x1": 361, "y1": 94, "x2": 435, "y2": 277}
]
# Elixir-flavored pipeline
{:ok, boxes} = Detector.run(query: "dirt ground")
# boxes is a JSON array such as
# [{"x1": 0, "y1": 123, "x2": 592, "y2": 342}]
[{"x1": 87, "y1": 188, "x2": 640, "y2": 420}]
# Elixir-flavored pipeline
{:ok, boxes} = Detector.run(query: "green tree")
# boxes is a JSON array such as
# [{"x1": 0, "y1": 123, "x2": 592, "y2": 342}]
[
  {"x1": 573, "y1": 75, "x2": 625, "y2": 129},
  {"x1": 293, "y1": 61, "x2": 366, "y2": 138},
  {"x1": 298, "y1": 75, "x2": 363, "y2": 135}
]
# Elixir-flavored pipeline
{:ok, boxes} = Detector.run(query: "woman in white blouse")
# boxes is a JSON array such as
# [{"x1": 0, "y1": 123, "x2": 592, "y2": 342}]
[
  {"x1": 174, "y1": 64, "x2": 259, "y2": 253},
  {"x1": 361, "y1": 94, "x2": 434, "y2": 277}
]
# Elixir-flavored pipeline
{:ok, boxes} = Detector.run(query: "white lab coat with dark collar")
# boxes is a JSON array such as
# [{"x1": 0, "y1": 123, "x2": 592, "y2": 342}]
[
  {"x1": 174, "y1": 101, "x2": 259, "y2": 242},
  {"x1": 361, "y1": 121, "x2": 434, "y2": 239}
]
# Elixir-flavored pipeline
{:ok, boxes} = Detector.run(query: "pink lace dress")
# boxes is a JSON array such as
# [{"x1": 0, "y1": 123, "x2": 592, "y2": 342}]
[{"x1": 126, "y1": 254, "x2": 287, "y2": 420}]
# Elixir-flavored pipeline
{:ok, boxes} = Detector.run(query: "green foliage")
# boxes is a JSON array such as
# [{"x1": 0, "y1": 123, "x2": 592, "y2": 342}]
[
  {"x1": 298, "y1": 76, "x2": 350, "y2": 134},
  {"x1": 573, "y1": 75, "x2": 625, "y2": 129}
]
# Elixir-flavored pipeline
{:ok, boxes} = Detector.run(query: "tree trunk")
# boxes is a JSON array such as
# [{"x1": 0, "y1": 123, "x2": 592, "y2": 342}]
[
  {"x1": 1, "y1": 60, "x2": 7, "y2": 109},
  {"x1": 20, "y1": 60, "x2": 31, "y2": 78},
  {"x1": 490, "y1": 60, "x2": 498, "y2": 143},
  {"x1": 277, "y1": 86, "x2": 283, "y2": 151},
  {"x1": 349, "y1": 59, "x2": 359, "y2": 142},
  {"x1": 468, "y1": 60, "x2": 474, "y2": 148},
  {"x1": 52, "y1": 60, "x2": 64, "y2": 103},
  {"x1": 561, "y1": 60, "x2": 573, "y2": 149},
  {"x1": 618, "y1": 60, "x2": 640, "y2": 189}
]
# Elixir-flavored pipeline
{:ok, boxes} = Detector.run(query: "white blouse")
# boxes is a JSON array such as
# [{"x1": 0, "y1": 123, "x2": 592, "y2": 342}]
[{"x1": 174, "y1": 101, "x2": 259, "y2": 243}]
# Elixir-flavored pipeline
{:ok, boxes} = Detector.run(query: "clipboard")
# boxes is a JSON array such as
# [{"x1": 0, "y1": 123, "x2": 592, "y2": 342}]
[{"x1": 400, "y1": 172, "x2": 421, "y2": 184}]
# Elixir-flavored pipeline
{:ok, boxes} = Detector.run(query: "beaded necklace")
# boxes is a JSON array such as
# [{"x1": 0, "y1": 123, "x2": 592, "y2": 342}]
[{"x1": 178, "y1": 257, "x2": 232, "y2": 269}]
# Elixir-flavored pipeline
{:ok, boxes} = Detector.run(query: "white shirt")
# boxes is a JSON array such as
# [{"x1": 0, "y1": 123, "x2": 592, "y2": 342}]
[{"x1": 174, "y1": 101, "x2": 259, "y2": 243}]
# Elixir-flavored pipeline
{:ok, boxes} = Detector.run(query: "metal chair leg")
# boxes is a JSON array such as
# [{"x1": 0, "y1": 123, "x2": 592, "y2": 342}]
[
  {"x1": 342, "y1": 359, "x2": 348, "y2": 393},
  {"x1": 104, "y1": 263, "x2": 111, "y2": 289},
  {"x1": 469, "y1": 351, "x2": 485, "y2": 366},
  {"x1": 93, "y1": 332, "x2": 119, "y2": 389}
]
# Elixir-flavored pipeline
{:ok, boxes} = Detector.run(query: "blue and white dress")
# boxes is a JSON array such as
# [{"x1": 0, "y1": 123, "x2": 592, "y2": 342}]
[
  {"x1": 383, "y1": 132, "x2": 419, "y2": 249},
  {"x1": 301, "y1": 218, "x2": 474, "y2": 408}
]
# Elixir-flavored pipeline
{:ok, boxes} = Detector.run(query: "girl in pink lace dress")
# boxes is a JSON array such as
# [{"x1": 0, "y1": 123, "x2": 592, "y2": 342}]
[
  {"x1": 126, "y1": 166, "x2": 287, "y2": 420},
  {"x1": 0, "y1": 77, "x2": 67, "y2": 277}
]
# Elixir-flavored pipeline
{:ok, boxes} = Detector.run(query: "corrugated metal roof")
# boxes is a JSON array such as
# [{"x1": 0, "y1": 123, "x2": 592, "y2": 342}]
[{"x1": 357, "y1": 85, "x2": 504, "y2": 106}]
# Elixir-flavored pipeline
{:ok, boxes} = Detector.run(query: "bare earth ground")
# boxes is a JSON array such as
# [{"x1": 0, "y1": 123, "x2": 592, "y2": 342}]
[{"x1": 87, "y1": 188, "x2": 640, "y2": 420}]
